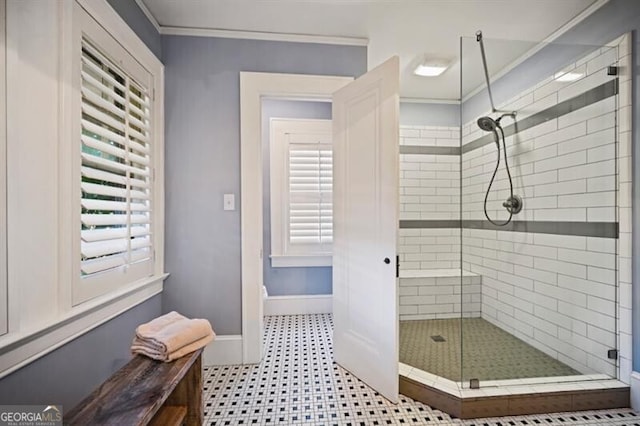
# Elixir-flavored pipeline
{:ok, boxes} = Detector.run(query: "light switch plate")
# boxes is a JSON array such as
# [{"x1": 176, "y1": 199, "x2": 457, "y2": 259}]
[{"x1": 223, "y1": 193, "x2": 235, "y2": 211}]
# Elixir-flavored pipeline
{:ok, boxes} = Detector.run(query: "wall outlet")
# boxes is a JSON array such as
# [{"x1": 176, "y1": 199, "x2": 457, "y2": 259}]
[{"x1": 223, "y1": 193, "x2": 235, "y2": 211}]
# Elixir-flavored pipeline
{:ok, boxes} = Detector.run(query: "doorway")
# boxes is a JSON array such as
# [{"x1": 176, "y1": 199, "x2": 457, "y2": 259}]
[
  {"x1": 239, "y1": 58, "x2": 400, "y2": 402},
  {"x1": 239, "y1": 72, "x2": 353, "y2": 364}
]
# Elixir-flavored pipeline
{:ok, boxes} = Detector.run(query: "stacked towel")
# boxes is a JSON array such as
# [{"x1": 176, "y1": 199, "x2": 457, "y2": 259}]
[{"x1": 131, "y1": 311, "x2": 215, "y2": 362}]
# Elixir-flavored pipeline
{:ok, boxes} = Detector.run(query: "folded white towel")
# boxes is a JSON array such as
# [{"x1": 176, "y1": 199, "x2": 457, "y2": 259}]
[
  {"x1": 132, "y1": 333, "x2": 214, "y2": 362},
  {"x1": 135, "y1": 311, "x2": 187, "y2": 339},
  {"x1": 131, "y1": 311, "x2": 216, "y2": 362},
  {"x1": 136, "y1": 318, "x2": 214, "y2": 354}
]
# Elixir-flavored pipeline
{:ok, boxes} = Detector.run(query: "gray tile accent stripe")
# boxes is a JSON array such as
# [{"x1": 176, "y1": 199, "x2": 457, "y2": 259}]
[
  {"x1": 463, "y1": 220, "x2": 618, "y2": 238},
  {"x1": 400, "y1": 146, "x2": 461, "y2": 156},
  {"x1": 400, "y1": 220, "x2": 461, "y2": 229},
  {"x1": 399, "y1": 220, "x2": 618, "y2": 238},
  {"x1": 461, "y1": 79, "x2": 619, "y2": 154}
]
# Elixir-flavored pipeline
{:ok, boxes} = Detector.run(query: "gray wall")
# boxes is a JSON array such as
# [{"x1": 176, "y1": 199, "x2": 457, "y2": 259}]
[
  {"x1": 0, "y1": 295, "x2": 162, "y2": 409},
  {"x1": 399, "y1": 102, "x2": 460, "y2": 127},
  {"x1": 261, "y1": 99, "x2": 333, "y2": 296},
  {"x1": 107, "y1": 0, "x2": 161, "y2": 60},
  {"x1": 162, "y1": 36, "x2": 366, "y2": 334},
  {"x1": 460, "y1": 0, "x2": 640, "y2": 371},
  {"x1": 0, "y1": 1, "x2": 163, "y2": 410}
]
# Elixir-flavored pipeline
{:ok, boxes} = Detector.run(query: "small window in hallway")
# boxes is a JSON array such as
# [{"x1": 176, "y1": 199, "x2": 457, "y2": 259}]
[{"x1": 269, "y1": 118, "x2": 332, "y2": 268}]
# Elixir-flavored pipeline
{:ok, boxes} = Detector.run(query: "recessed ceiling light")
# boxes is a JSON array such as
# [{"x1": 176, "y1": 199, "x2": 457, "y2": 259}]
[
  {"x1": 414, "y1": 59, "x2": 450, "y2": 77},
  {"x1": 554, "y1": 71, "x2": 584, "y2": 82}
]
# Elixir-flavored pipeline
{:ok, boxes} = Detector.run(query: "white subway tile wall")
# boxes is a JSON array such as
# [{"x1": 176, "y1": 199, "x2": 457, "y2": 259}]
[
  {"x1": 458, "y1": 37, "x2": 631, "y2": 382},
  {"x1": 398, "y1": 125, "x2": 461, "y2": 271},
  {"x1": 398, "y1": 228, "x2": 460, "y2": 270},
  {"x1": 398, "y1": 125, "x2": 474, "y2": 318},
  {"x1": 399, "y1": 271, "x2": 482, "y2": 320}
]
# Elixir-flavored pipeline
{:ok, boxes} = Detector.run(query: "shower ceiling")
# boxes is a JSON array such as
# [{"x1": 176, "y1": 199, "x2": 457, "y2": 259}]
[{"x1": 141, "y1": 0, "x2": 602, "y2": 101}]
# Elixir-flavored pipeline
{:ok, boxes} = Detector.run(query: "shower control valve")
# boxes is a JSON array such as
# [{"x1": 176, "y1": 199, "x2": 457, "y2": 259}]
[{"x1": 502, "y1": 195, "x2": 523, "y2": 215}]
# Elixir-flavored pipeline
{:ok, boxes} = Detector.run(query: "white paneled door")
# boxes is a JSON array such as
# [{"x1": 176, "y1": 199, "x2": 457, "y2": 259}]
[{"x1": 332, "y1": 56, "x2": 400, "y2": 403}]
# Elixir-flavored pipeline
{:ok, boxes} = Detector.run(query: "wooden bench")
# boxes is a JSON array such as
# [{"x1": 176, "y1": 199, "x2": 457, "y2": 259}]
[{"x1": 64, "y1": 348, "x2": 203, "y2": 426}]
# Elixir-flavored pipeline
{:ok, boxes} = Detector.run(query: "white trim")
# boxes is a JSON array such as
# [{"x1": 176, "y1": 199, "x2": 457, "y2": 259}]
[
  {"x1": 240, "y1": 72, "x2": 352, "y2": 364},
  {"x1": 160, "y1": 26, "x2": 368, "y2": 46},
  {"x1": 270, "y1": 255, "x2": 332, "y2": 268},
  {"x1": 0, "y1": 275, "x2": 165, "y2": 379},
  {"x1": 542, "y1": 0, "x2": 609, "y2": 44},
  {"x1": 462, "y1": 0, "x2": 610, "y2": 102},
  {"x1": 134, "y1": 0, "x2": 160, "y2": 33},
  {"x1": 203, "y1": 335, "x2": 243, "y2": 366},
  {"x1": 76, "y1": 0, "x2": 162, "y2": 68},
  {"x1": 631, "y1": 372, "x2": 640, "y2": 411},
  {"x1": 270, "y1": 118, "x2": 333, "y2": 263},
  {"x1": 0, "y1": 0, "x2": 6, "y2": 336},
  {"x1": 264, "y1": 295, "x2": 332, "y2": 316},
  {"x1": 400, "y1": 97, "x2": 460, "y2": 105}
]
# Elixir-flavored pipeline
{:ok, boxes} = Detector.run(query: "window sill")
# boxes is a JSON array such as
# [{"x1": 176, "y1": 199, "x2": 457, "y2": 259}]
[
  {"x1": 270, "y1": 255, "x2": 332, "y2": 268},
  {"x1": 0, "y1": 273, "x2": 168, "y2": 379}
]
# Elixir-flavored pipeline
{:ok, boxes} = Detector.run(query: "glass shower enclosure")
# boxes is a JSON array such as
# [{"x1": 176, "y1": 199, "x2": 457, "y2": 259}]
[{"x1": 399, "y1": 32, "x2": 630, "y2": 396}]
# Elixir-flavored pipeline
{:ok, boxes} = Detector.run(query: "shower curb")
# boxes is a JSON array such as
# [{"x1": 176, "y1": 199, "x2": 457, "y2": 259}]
[{"x1": 399, "y1": 374, "x2": 629, "y2": 419}]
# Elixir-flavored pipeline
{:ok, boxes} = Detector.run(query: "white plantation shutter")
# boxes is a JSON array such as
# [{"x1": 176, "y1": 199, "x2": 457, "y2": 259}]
[
  {"x1": 80, "y1": 38, "x2": 153, "y2": 281},
  {"x1": 288, "y1": 145, "x2": 333, "y2": 249},
  {"x1": 269, "y1": 118, "x2": 332, "y2": 267}
]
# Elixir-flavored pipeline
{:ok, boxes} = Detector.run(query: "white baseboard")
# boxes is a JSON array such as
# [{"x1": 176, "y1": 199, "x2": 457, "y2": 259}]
[
  {"x1": 203, "y1": 335, "x2": 243, "y2": 366},
  {"x1": 264, "y1": 294, "x2": 332, "y2": 316},
  {"x1": 631, "y1": 371, "x2": 640, "y2": 411}
]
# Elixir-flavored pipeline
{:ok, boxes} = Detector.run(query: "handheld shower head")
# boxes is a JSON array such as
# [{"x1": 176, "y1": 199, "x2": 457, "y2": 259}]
[{"x1": 477, "y1": 116, "x2": 497, "y2": 132}]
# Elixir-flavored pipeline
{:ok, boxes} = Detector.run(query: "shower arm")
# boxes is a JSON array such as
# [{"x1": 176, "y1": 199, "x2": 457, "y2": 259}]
[{"x1": 475, "y1": 30, "x2": 516, "y2": 117}]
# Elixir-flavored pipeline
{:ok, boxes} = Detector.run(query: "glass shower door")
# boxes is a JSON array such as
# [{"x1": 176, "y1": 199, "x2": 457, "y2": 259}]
[{"x1": 459, "y1": 34, "x2": 622, "y2": 387}]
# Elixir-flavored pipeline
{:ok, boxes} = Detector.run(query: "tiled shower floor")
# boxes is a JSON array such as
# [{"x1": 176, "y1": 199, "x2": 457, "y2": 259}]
[
  {"x1": 400, "y1": 318, "x2": 578, "y2": 382},
  {"x1": 203, "y1": 314, "x2": 637, "y2": 425}
]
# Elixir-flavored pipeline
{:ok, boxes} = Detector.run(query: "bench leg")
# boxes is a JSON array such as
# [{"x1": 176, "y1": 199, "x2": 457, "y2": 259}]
[{"x1": 165, "y1": 352, "x2": 203, "y2": 426}]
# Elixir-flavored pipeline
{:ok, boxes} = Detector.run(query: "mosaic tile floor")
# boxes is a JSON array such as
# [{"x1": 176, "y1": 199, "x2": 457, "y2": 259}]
[
  {"x1": 400, "y1": 318, "x2": 578, "y2": 381},
  {"x1": 203, "y1": 314, "x2": 638, "y2": 425}
]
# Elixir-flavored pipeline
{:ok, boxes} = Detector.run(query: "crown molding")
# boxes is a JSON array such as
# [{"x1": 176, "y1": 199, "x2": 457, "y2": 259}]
[
  {"x1": 400, "y1": 97, "x2": 460, "y2": 105},
  {"x1": 159, "y1": 26, "x2": 368, "y2": 46},
  {"x1": 462, "y1": 0, "x2": 610, "y2": 102},
  {"x1": 134, "y1": 0, "x2": 161, "y2": 33}
]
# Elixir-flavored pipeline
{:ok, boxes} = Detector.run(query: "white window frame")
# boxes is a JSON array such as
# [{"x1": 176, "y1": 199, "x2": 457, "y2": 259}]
[
  {"x1": 269, "y1": 118, "x2": 332, "y2": 268},
  {"x1": 64, "y1": 1, "x2": 166, "y2": 304},
  {"x1": 73, "y1": 8, "x2": 155, "y2": 304},
  {"x1": 0, "y1": 0, "x2": 165, "y2": 379}
]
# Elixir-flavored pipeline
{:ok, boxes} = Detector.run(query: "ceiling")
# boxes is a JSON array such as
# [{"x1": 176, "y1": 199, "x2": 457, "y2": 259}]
[{"x1": 141, "y1": 0, "x2": 602, "y2": 101}]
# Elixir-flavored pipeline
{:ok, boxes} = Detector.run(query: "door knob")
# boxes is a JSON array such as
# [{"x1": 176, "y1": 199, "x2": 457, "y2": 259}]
[{"x1": 384, "y1": 258, "x2": 390, "y2": 264}]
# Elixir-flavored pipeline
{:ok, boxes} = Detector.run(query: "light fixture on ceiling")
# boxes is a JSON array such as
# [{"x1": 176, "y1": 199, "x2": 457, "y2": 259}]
[
  {"x1": 554, "y1": 71, "x2": 584, "y2": 82},
  {"x1": 413, "y1": 57, "x2": 451, "y2": 77}
]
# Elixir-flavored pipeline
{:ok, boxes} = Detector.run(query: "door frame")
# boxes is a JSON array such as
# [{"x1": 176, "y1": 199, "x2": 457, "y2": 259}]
[{"x1": 239, "y1": 72, "x2": 353, "y2": 363}]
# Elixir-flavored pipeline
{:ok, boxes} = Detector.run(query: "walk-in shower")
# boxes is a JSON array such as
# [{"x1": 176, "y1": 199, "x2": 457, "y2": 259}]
[{"x1": 398, "y1": 30, "x2": 631, "y2": 417}]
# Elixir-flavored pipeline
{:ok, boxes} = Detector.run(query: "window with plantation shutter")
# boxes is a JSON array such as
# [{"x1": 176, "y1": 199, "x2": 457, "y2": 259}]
[
  {"x1": 79, "y1": 37, "x2": 153, "y2": 290},
  {"x1": 288, "y1": 146, "x2": 333, "y2": 247},
  {"x1": 0, "y1": 0, "x2": 165, "y2": 378},
  {"x1": 270, "y1": 118, "x2": 332, "y2": 267}
]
